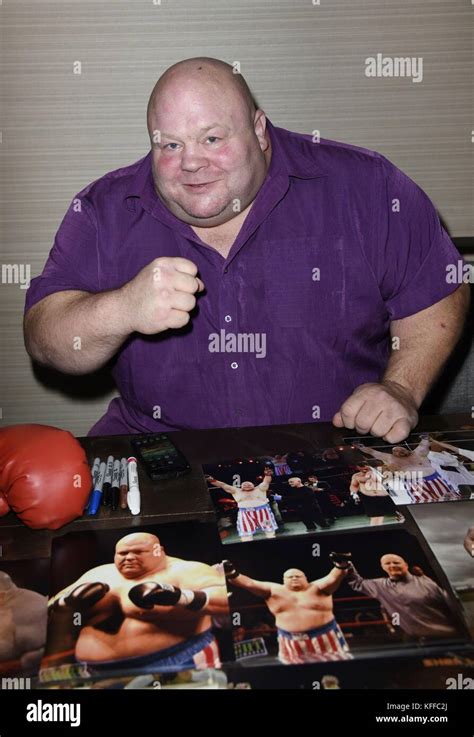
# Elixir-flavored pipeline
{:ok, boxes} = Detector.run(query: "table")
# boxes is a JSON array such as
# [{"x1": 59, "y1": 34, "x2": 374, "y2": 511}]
[{"x1": 1, "y1": 412, "x2": 472, "y2": 563}]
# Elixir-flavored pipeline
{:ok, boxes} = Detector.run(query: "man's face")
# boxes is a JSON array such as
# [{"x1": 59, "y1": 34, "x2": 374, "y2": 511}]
[
  {"x1": 381, "y1": 554, "x2": 409, "y2": 580},
  {"x1": 241, "y1": 481, "x2": 255, "y2": 492},
  {"x1": 114, "y1": 539, "x2": 164, "y2": 579},
  {"x1": 148, "y1": 78, "x2": 269, "y2": 227},
  {"x1": 288, "y1": 478, "x2": 302, "y2": 488},
  {"x1": 283, "y1": 570, "x2": 309, "y2": 591}
]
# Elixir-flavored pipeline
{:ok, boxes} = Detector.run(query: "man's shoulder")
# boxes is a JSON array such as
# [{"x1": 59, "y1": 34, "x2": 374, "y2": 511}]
[
  {"x1": 167, "y1": 557, "x2": 212, "y2": 573},
  {"x1": 75, "y1": 153, "x2": 149, "y2": 203},
  {"x1": 276, "y1": 124, "x2": 400, "y2": 181}
]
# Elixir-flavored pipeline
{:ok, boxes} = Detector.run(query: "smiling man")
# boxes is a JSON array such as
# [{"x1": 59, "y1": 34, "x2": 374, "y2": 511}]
[
  {"x1": 346, "y1": 553, "x2": 460, "y2": 638},
  {"x1": 24, "y1": 57, "x2": 469, "y2": 440}
]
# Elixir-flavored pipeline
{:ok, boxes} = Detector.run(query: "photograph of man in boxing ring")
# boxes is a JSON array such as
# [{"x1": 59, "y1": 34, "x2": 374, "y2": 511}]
[
  {"x1": 223, "y1": 528, "x2": 468, "y2": 668},
  {"x1": 42, "y1": 522, "x2": 233, "y2": 683},
  {"x1": 204, "y1": 450, "x2": 405, "y2": 544},
  {"x1": 344, "y1": 430, "x2": 474, "y2": 505}
]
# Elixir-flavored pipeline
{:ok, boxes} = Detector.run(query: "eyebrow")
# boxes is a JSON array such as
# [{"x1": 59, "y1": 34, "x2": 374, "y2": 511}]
[{"x1": 160, "y1": 124, "x2": 231, "y2": 140}]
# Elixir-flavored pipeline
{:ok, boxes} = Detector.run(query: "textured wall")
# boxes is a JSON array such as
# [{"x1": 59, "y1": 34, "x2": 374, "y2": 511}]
[{"x1": 0, "y1": 0, "x2": 472, "y2": 434}]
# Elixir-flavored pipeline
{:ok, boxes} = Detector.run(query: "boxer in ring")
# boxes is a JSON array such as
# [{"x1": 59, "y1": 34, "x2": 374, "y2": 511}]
[
  {"x1": 49, "y1": 532, "x2": 228, "y2": 673},
  {"x1": 224, "y1": 554, "x2": 353, "y2": 664}
]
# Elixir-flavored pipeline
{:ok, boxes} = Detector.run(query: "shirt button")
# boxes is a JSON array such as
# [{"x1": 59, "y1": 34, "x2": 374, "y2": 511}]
[
  {"x1": 224, "y1": 315, "x2": 232, "y2": 323},
  {"x1": 231, "y1": 362, "x2": 238, "y2": 369}
]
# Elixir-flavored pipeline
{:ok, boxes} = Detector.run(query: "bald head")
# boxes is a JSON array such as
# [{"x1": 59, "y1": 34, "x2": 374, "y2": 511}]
[
  {"x1": 283, "y1": 568, "x2": 309, "y2": 591},
  {"x1": 147, "y1": 58, "x2": 257, "y2": 134},
  {"x1": 114, "y1": 532, "x2": 165, "y2": 579},
  {"x1": 146, "y1": 57, "x2": 270, "y2": 228},
  {"x1": 380, "y1": 553, "x2": 409, "y2": 580}
]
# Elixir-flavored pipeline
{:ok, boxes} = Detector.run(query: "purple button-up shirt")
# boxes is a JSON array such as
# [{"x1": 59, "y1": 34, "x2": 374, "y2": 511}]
[{"x1": 25, "y1": 120, "x2": 461, "y2": 436}]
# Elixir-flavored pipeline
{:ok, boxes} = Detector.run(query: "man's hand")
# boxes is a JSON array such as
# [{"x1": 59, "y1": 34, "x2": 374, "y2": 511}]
[
  {"x1": 329, "y1": 552, "x2": 353, "y2": 570},
  {"x1": 128, "y1": 582, "x2": 208, "y2": 611},
  {"x1": 49, "y1": 582, "x2": 110, "y2": 612},
  {"x1": 223, "y1": 560, "x2": 240, "y2": 582},
  {"x1": 332, "y1": 380, "x2": 418, "y2": 443},
  {"x1": 120, "y1": 256, "x2": 205, "y2": 335}
]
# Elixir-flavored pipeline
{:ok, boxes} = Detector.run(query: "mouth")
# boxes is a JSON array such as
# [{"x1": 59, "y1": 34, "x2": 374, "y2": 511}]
[{"x1": 183, "y1": 180, "x2": 219, "y2": 192}]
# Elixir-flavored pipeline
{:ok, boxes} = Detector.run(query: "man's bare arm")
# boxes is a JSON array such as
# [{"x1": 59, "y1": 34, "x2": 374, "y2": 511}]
[
  {"x1": 24, "y1": 290, "x2": 133, "y2": 375},
  {"x1": 333, "y1": 285, "x2": 469, "y2": 442},
  {"x1": 24, "y1": 257, "x2": 204, "y2": 374},
  {"x1": 385, "y1": 285, "x2": 470, "y2": 409},
  {"x1": 258, "y1": 469, "x2": 273, "y2": 492},
  {"x1": 313, "y1": 567, "x2": 348, "y2": 596},
  {"x1": 229, "y1": 573, "x2": 274, "y2": 600},
  {"x1": 355, "y1": 445, "x2": 392, "y2": 463},
  {"x1": 206, "y1": 477, "x2": 238, "y2": 495}
]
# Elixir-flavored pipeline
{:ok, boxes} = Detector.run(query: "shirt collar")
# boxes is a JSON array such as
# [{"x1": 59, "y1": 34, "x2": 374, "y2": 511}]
[{"x1": 123, "y1": 117, "x2": 327, "y2": 215}]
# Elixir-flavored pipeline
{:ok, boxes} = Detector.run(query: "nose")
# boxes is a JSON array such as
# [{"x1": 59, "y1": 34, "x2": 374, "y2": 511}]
[{"x1": 181, "y1": 144, "x2": 209, "y2": 172}]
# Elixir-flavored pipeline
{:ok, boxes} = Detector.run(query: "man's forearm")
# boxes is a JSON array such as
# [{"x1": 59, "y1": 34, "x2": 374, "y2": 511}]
[
  {"x1": 24, "y1": 289, "x2": 132, "y2": 374},
  {"x1": 385, "y1": 284, "x2": 470, "y2": 406},
  {"x1": 317, "y1": 567, "x2": 347, "y2": 595}
]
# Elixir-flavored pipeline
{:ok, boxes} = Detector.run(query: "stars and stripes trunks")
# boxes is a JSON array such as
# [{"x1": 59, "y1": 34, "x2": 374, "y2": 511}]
[
  {"x1": 277, "y1": 619, "x2": 352, "y2": 664},
  {"x1": 237, "y1": 503, "x2": 278, "y2": 536},
  {"x1": 80, "y1": 629, "x2": 221, "y2": 674},
  {"x1": 406, "y1": 472, "x2": 460, "y2": 504}
]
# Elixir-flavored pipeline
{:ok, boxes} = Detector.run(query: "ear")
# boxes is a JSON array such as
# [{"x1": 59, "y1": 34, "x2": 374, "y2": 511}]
[{"x1": 253, "y1": 109, "x2": 268, "y2": 151}]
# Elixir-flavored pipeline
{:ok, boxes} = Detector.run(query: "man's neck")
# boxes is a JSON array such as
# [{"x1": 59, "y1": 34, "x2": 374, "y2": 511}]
[{"x1": 190, "y1": 203, "x2": 254, "y2": 257}]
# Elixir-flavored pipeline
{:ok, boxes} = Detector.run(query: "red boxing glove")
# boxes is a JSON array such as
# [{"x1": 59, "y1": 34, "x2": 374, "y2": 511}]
[{"x1": 0, "y1": 424, "x2": 92, "y2": 530}]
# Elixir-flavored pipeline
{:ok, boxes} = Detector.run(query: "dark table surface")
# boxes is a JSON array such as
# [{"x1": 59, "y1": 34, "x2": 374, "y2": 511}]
[{"x1": 1, "y1": 413, "x2": 473, "y2": 561}]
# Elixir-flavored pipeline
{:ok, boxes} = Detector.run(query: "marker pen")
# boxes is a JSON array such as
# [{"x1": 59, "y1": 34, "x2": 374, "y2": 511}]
[
  {"x1": 127, "y1": 457, "x2": 141, "y2": 515},
  {"x1": 103, "y1": 455, "x2": 114, "y2": 506},
  {"x1": 85, "y1": 457, "x2": 101, "y2": 512},
  {"x1": 119, "y1": 457, "x2": 128, "y2": 510},
  {"x1": 88, "y1": 461, "x2": 107, "y2": 516},
  {"x1": 91, "y1": 457, "x2": 101, "y2": 483},
  {"x1": 111, "y1": 458, "x2": 121, "y2": 511}
]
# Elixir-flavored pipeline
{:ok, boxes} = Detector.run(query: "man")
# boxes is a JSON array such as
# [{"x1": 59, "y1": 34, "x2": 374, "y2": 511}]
[
  {"x1": 48, "y1": 532, "x2": 228, "y2": 673},
  {"x1": 306, "y1": 474, "x2": 338, "y2": 523},
  {"x1": 349, "y1": 466, "x2": 400, "y2": 525},
  {"x1": 355, "y1": 435, "x2": 461, "y2": 504},
  {"x1": 286, "y1": 476, "x2": 329, "y2": 531},
  {"x1": 224, "y1": 555, "x2": 352, "y2": 664},
  {"x1": 24, "y1": 58, "x2": 469, "y2": 439},
  {"x1": 346, "y1": 553, "x2": 460, "y2": 639},
  {"x1": 206, "y1": 468, "x2": 278, "y2": 542}
]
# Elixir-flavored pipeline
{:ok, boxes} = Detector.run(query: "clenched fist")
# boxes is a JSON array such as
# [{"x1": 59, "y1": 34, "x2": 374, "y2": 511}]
[
  {"x1": 332, "y1": 380, "x2": 418, "y2": 443},
  {"x1": 120, "y1": 257, "x2": 205, "y2": 335}
]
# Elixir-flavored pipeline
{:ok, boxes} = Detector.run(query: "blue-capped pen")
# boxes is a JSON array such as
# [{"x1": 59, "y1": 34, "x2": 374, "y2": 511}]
[
  {"x1": 88, "y1": 461, "x2": 106, "y2": 515},
  {"x1": 84, "y1": 457, "x2": 101, "y2": 512}
]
